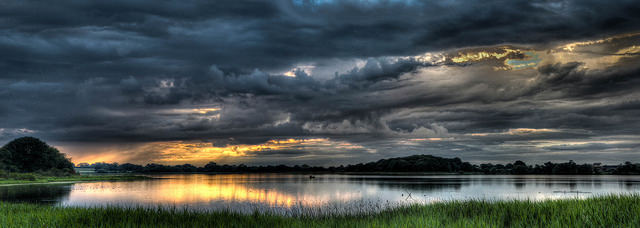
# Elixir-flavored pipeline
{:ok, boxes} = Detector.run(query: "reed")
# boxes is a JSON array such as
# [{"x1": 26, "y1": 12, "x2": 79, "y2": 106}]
[{"x1": 0, "y1": 173, "x2": 150, "y2": 185}]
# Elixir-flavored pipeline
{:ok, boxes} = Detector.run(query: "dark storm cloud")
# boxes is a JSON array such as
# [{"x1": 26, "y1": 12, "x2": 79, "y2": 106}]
[
  {"x1": 2, "y1": 0, "x2": 640, "y2": 73},
  {"x1": 534, "y1": 62, "x2": 640, "y2": 98},
  {"x1": 2, "y1": 0, "x2": 640, "y2": 164}
]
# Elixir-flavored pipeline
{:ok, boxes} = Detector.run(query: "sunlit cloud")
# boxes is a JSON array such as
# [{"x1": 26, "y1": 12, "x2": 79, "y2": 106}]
[
  {"x1": 65, "y1": 138, "x2": 376, "y2": 165},
  {"x1": 531, "y1": 135, "x2": 640, "y2": 149},
  {"x1": 559, "y1": 32, "x2": 640, "y2": 52},
  {"x1": 409, "y1": 137, "x2": 447, "y2": 141},
  {"x1": 420, "y1": 32, "x2": 640, "y2": 72},
  {"x1": 158, "y1": 107, "x2": 221, "y2": 115},
  {"x1": 469, "y1": 128, "x2": 561, "y2": 137},
  {"x1": 449, "y1": 46, "x2": 522, "y2": 63},
  {"x1": 282, "y1": 65, "x2": 315, "y2": 77},
  {"x1": 506, "y1": 128, "x2": 560, "y2": 135},
  {"x1": 545, "y1": 32, "x2": 640, "y2": 69}
]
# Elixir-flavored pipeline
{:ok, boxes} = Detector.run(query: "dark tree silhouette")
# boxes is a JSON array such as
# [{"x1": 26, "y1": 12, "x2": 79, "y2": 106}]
[
  {"x1": 203, "y1": 162, "x2": 218, "y2": 172},
  {"x1": 0, "y1": 148, "x2": 15, "y2": 171},
  {"x1": 1, "y1": 137, "x2": 75, "y2": 174}
]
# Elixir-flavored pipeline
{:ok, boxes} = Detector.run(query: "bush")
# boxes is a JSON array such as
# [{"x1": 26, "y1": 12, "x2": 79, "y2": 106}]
[
  {"x1": 7, "y1": 173, "x2": 38, "y2": 181},
  {"x1": 36, "y1": 169, "x2": 74, "y2": 177},
  {"x1": 1, "y1": 137, "x2": 75, "y2": 175}
]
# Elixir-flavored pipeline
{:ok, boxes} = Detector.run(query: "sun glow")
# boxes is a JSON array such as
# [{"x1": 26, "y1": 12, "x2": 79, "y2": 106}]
[
  {"x1": 70, "y1": 138, "x2": 342, "y2": 165},
  {"x1": 145, "y1": 139, "x2": 333, "y2": 163}
]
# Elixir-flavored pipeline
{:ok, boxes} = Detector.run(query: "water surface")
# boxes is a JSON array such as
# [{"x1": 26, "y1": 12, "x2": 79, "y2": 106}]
[{"x1": 2, "y1": 174, "x2": 640, "y2": 215}]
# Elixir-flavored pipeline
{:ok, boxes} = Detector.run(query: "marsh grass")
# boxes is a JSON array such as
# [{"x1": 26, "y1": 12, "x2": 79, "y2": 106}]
[{"x1": 1, "y1": 194, "x2": 639, "y2": 227}]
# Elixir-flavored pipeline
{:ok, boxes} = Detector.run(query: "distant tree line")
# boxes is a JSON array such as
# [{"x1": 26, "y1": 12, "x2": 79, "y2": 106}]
[
  {"x1": 76, "y1": 155, "x2": 640, "y2": 175},
  {"x1": 479, "y1": 160, "x2": 603, "y2": 175},
  {"x1": 77, "y1": 162, "x2": 328, "y2": 173}
]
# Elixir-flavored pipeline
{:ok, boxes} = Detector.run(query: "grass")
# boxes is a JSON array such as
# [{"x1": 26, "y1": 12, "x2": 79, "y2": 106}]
[
  {"x1": 1, "y1": 195, "x2": 639, "y2": 227},
  {"x1": 0, "y1": 173, "x2": 150, "y2": 185}
]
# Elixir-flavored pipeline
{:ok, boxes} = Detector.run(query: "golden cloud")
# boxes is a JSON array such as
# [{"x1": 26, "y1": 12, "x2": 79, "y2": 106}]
[
  {"x1": 447, "y1": 46, "x2": 541, "y2": 70},
  {"x1": 441, "y1": 32, "x2": 640, "y2": 71},
  {"x1": 559, "y1": 32, "x2": 640, "y2": 52},
  {"x1": 67, "y1": 138, "x2": 375, "y2": 165},
  {"x1": 468, "y1": 128, "x2": 560, "y2": 137}
]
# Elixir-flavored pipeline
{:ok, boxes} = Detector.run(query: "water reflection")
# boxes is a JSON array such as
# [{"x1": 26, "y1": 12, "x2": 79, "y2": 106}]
[
  {"x1": 0, "y1": 184, "x2": 71, "y2": 204},
  {"x1": 1, "y1": 174, "x2": 640, "y2": 214},
  {"x1": 67, "y1": 176, "x2": 338, "y2": 207}
]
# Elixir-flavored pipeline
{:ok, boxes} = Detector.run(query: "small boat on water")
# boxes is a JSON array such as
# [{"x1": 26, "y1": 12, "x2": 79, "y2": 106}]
[{"x1": 309, "y1": 175, "x2": 316, "y2": 179}]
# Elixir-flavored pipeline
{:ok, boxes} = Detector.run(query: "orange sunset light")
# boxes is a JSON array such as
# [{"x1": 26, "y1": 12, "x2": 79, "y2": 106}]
[{"x1": 72, "y1": 138, "x2": 332, "y2": 165}]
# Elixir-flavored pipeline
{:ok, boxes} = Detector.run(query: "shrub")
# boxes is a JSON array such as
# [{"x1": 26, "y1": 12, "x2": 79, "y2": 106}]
[{"x1": 7, "y1": 173, "x2": 38, "y2": 181}]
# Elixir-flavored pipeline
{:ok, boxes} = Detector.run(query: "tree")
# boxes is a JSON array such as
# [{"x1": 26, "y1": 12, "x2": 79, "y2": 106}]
[
  {"x1": 1, "y1": 137, "x2": 75, "y2": 174},
  {"x1": 513, "y1": 160, "x2": 526, "y2": 166},
  {"x1": 0, "y1": 148, "x2": 16, "y2": 171},
  {"x1": 203, "y1": 162, "x2": 218, "y2": 172},
  {"x1": 511, "y1": 161, "x2": 529, "y2": 174},
  {"x1": 613, "y1": 162, "x2": 640, "y2": 174}
]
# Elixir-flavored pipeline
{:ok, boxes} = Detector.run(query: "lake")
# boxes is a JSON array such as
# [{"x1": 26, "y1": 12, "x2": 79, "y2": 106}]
[{"x1": 2, "y1": 174, "x2": 640, "y2": 215}]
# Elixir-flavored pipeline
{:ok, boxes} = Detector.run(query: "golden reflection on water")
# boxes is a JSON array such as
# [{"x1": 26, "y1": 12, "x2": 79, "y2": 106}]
[{"x1": 69, "y1": 174, "x2": 361, "y2": 208}]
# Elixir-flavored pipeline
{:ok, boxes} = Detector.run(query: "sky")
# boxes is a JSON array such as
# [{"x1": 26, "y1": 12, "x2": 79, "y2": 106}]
[{"x1": 1, "y1": 0, "x2": 640, "y2": 166}]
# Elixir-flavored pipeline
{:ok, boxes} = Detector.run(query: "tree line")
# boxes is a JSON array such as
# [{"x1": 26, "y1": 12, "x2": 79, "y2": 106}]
[{"x1": 78, "y1": 155, "x2": 640, "y2": 175}]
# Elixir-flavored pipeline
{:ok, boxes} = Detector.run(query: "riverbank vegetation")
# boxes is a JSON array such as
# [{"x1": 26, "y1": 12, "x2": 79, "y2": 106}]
[
  {"x1": 0, "y1": 172, "x2": 149, "y2": 185},
  {"x1": 1, "y1": 195, "x2": 639, "y2": 227}
]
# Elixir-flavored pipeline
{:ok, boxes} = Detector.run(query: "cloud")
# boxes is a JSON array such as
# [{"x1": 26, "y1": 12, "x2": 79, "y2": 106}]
[
  {"x1": 1, "y1": 0, "x2": 640, "y2": 164},
  {"x1": 470, "y1": 128, "x2": 561, "y2": 137}
]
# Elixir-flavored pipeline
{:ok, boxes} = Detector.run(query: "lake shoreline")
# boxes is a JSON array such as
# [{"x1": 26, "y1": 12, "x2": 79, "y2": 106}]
[
  {"x1": 1, "y1": 194, "x2": 638, "y2": 227},
  {"x1": 87, "y1": 171, "x2": 634, "y2": 176},
  {"x1": 0, "y1": 174, "x2": 152, "y2": 186}
]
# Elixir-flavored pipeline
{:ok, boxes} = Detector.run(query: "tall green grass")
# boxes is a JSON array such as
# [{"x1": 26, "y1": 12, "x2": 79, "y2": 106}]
[{"x1": 1, "y1": 195, "x2": 639, "y2": 227}]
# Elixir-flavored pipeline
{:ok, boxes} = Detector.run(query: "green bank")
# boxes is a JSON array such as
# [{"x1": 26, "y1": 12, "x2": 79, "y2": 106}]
[{"x1": 1, "y1": 195, "x2": 639, "y2": 228}]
